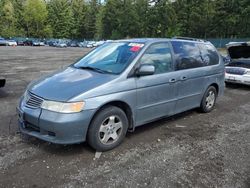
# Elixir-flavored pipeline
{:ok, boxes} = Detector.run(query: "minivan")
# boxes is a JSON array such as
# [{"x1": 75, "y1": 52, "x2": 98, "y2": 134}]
[{"x1": 17, "y1": 38, "x2": 224, "y2": 151}]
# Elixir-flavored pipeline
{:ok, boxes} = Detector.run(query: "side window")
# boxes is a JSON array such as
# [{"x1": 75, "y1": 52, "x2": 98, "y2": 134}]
[
  {"x1": 171, "y1": 41, "x2": 203, "y2": 70},
  {"x1": 140, "y1": 43, "x2": 173, "y2": 74},
  {"x1": 199, "y1": 44, "x2": 219, "y2": 66}
]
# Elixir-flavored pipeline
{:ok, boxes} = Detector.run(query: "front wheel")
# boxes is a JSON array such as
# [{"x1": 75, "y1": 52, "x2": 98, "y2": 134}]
[
  {"x1": 87, "y1": 106, "x2": 128, "y2": 151},
  {"x1": 200, "y1": 86, "x2": 217, "y2": 113}
]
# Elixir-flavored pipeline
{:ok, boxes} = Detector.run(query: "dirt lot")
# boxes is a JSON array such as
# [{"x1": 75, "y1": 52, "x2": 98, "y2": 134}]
[{"x1": 0, "y1": 46, "x2": 249, "y2": 188}]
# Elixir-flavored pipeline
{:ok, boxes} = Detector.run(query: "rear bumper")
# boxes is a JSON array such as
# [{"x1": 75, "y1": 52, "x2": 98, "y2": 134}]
[
  {"x1": 225, "y1": 73, "x2": 250, "y2": 85},
  {"x1": 17, "y1": 98, "x2": 95, "y2": 144}
]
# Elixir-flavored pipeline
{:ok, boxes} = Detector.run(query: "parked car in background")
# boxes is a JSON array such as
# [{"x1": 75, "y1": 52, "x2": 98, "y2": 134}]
[
  {"x1": 68, "y1": 40, "x2": 79, "y2": 47},
  {"x1": 0, "y1": 38, "x2": 8, "y2": 46},
  {"x1": 86, "y1": 41, "x2": 95, "y2": 48},
  {"x1": 0, "y1": 77, "x2": 6, "y2": 87},
  {"x1": 23, "y1": 40, "x2": 33, "y2": 46},
  {"x1": 47, "y1": 40, "x2": 58, "y2": 47},
  {"x1": 56, "y1": 41, "x2": 67, "y2": 48},
  {"x1": 32, "y1": 40, "x2": 45, "y2": 46},
  {"x1": 78, "y1": 41, "x2": 88, "y2": 48},
  {"x1": 6, "y1": 40, "x2": 17, "y2": 46},
  {"x1": 225, "y1": 42, "x2": 250, "y2": 85},
  {"x1": 93, "y1": 40, "x2": 105, "y2": 47},
  {"x1": 17, "y1": 38, "x2": 224, "y2": 151},
  {"x1": 17, "y1": 40, "x2": 25, "y2": 46}
]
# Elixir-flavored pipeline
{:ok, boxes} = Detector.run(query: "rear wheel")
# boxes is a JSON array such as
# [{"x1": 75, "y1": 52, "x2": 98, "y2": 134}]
[
  {"x1": 87, "y1": 106, "x2": 128, "y2": 151},
  {"x1": 200, "y1": 86, "x2": 217, "y2": 113}
]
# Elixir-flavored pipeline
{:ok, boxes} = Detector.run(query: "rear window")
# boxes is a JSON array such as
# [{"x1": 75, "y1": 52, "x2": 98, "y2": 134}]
[
  {"x1": 198, "y1": 43, "x2": 219, "y2": 66},
  {"x1": 171, "y1": 41, "x2": 203, "y2": 70}
]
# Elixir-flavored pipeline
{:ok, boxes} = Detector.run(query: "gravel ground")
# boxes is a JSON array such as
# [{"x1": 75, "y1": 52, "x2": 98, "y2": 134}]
[{"x1": 0, "y1": 46, "x2": 249, "y2": 188}]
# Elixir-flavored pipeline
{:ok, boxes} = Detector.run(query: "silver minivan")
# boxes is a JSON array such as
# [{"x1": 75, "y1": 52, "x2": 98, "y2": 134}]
[{"x1": 17, "y1": 38, "x2": 224, "y2": 151}]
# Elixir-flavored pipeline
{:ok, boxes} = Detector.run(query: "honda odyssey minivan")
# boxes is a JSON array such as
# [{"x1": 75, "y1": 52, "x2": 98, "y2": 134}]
[{"x1": 17, "y1": 38, "x2": 224, "y2": 151}]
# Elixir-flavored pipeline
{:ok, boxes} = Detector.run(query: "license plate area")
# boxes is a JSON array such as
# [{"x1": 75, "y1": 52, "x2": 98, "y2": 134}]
[{"x1": 228, "y1": 76, "x2": 236, "y2": 81}]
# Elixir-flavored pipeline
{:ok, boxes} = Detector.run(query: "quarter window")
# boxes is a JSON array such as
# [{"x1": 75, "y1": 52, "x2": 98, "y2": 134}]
[
  {"x1": 139, "y1": 43, "x2": 173, "y2": 74},
  {"x1": 199, "y1": 43, "x2": 219, "y2": 66}
]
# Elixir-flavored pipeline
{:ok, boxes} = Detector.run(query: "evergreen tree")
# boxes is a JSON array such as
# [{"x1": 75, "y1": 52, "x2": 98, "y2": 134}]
[
  {"x1": 0, "y1": 0, "x2": 17, "y2": 37},
  {"x1": 84, "y1": 0, "x2": 99, "y2": 39},
  {"x1": 71, "y1": 0, "x2": 87, "y2": 39},
  {"x1": 23, "y1": 0, "x2": 51, "y2": 37},
  {"x1": 47, "y1": 0, "x2": 73, "y2": 38}
]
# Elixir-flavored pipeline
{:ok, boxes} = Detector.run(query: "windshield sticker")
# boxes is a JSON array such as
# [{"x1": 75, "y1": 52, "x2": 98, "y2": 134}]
[
  {"x1": 128, "y1": 43, "x2": 144, "y2": 47},
  {"x1": 130, "y1": 46, "x2": 141, "y2": 52}
]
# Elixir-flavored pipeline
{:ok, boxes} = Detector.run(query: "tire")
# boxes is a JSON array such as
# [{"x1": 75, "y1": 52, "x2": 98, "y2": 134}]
[
  {"x1": 200, "y1": 86, "x2": 217, "y2": 113},
  {"x1": 87, "y1": 106, "x2": 128, "y2": 151}
]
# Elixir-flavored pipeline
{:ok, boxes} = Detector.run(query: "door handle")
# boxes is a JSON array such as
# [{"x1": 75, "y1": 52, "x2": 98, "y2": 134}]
[
  {"x1": 169, "y1": 78, "x2": 177, "y2": 83},
  {"x1": 180, "y1": 76, "x2": 187, "y2": 81}
]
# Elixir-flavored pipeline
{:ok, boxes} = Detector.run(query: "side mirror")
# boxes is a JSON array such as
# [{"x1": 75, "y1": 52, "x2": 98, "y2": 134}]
[{"x1": 136, "y1": 64, "x2": 155, "y2": 76}]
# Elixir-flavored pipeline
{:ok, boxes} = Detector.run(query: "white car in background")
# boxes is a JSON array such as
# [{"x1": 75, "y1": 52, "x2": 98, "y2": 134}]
[
  {"x1": 225, "y1": 42, "x2": 250, "y2": 85},
  {"x1": 56, "y1": 41, "x2": 67, "y2": 48},
  {"x1": 7, "y1": 40, "x2": 17, "y2": 46},
  {"x1": 94, "y1": 40, "x2": 105, "y2": 47},
  {"x1": 86, "y1": 41, "x2": 95, "y2": 48}
]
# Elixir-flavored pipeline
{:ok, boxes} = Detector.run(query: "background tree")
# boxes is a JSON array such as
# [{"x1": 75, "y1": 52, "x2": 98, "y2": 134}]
[
  {"x1": 0, "y1": 0, "x2": 17, "y2": 37},
  {"x1": 47, "y1": 0, "x2": 73, "y2": 38},
  {"x1": 101, "y1": 0, "x2": 122, "y2": 39},
  {"x1": 71, "y1": 0, "x2": 87, "y2": 39},
  {"x1": 134, "y1": 0, "x2": 149, "y2": 37},
  {"x1": 0, "y1": 0, "x2": 249, "y2": 39},
  {"x1": 23, "y1": 0, "x2": 51, "y2": 37},
  {"x1": 84, "y1": 0, "x2": 99, "y2": 39}
]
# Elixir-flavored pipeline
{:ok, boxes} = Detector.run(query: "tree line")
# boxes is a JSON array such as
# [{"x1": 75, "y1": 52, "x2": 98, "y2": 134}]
[{"x1": 0, "y1": 0, "x2": 249, "y2": 40}]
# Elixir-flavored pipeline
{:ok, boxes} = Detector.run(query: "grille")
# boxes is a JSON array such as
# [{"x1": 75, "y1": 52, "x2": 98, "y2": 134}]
[
  {"x1": 25, "y1": 92, "x2": 44, "y2": 109},
  {"x1": 225, "y1": 67, "x2": 246, "y2": 75}
]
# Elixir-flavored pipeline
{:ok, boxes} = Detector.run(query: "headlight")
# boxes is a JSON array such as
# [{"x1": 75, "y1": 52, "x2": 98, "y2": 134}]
[{"x1": 41, "y1": 100, "x2": 85, "y2": 113}]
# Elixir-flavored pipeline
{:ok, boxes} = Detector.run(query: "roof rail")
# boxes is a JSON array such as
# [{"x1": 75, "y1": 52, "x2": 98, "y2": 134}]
[{"x1": 172, "y1": 36, "x2": 206, "y2": 42}]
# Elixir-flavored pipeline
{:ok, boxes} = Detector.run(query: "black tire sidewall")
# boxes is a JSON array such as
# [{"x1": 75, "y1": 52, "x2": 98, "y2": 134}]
[
  {"x1": 87, "y1": 106, "x2": 128, "y2": 151},
  {"x1": 201, "y1": 86, "x2": 217, "y2": 113}
]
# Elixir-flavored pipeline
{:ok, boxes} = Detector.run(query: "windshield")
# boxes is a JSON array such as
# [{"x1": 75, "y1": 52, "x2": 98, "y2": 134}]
[{"x1": 74, "y1": 42, "x2": 144, "y2": 74}]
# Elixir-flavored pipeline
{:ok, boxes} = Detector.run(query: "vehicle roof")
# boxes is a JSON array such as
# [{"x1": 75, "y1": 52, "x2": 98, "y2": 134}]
[{"x1": 116, "y1": 38, "x2": 210, "y2": 44}]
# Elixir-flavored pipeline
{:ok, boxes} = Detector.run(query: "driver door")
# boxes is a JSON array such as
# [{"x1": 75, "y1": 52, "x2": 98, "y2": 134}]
[{"x1": 135, "y1": 42, "x2": 178, "y2": 126}]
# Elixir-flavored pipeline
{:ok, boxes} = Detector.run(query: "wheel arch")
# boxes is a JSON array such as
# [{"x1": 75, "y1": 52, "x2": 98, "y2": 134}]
[
  {"x1": 89, "y1": 100, "x2": 135, "y2": 132},
  {"x1": 209, "y1": 83, "x2": 219, "y2": 95}
]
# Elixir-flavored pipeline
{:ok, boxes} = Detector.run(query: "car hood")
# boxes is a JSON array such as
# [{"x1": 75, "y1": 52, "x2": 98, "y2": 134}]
[
  {"x1": 227, "y1": 42, "x2": 250, "y2": 60},
  {"x1": 29, "y1": 67, "x2": 116, "y2": 101}
]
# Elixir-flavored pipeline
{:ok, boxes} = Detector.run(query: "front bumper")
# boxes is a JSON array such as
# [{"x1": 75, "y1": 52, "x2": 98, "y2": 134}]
[
  {"x1": 17, "y1": 98, "x2": 95, "y2": 144},
  {"x1": 225, "y1": 73, "x2": 250, "y2": 85}
]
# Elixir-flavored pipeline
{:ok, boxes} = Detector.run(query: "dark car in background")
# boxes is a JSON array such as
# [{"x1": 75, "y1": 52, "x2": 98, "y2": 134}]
[
  {"x1": 225, "y1": 42, "x2": 250, "y2": 85},
  {"x1": 23, "y1": 40, "x2": 33, "y2": 46},
  {"x1": 17, "y1": 40, "x2": 25, "y2": 46},
  {"x1": 0, "y1": 77, "x2": 6, "y2": 88}
]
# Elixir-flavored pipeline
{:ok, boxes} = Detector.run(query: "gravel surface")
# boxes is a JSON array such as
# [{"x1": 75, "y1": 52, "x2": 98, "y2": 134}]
[{"x1": 0, "y1": 46, "x2": 249, "y2": 188}]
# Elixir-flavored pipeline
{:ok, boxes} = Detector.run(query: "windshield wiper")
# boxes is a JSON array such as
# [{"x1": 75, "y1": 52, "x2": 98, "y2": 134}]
[{"x1": 77, "y1": 66, "x2": 110, "y2": 74}]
